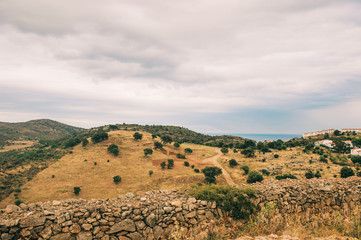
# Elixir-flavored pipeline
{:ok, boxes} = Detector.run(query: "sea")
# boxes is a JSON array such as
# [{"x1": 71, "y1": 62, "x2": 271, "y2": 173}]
[{"x1": 209, "y1": 133, "x2": 302, "y2": 142}]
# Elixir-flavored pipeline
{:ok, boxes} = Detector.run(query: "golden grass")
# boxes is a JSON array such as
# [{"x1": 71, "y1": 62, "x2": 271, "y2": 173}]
[
  {"x1": 0, "y1": 131, "x2": 216, "y2": 207},
  {"x1": 0, "y1": 140, "x2": 35, "y2": 152}
]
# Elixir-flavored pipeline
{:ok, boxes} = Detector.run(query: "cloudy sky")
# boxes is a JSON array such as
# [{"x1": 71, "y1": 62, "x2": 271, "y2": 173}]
[{"x1": 1, "y1": 0, "x2": 361, "y2": 134}]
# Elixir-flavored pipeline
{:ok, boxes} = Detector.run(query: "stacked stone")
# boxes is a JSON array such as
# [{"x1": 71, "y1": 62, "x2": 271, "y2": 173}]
[{"x1": 0, "y1": 190, "x2": 219, "y2": 240}]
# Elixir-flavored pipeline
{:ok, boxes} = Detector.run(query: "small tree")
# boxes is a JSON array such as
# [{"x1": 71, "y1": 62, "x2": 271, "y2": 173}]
[
  {"x1": 154, "y1": 141, "x2": 163, "y2": 149},
  {"x1": 194, "y1": 168, "x2": 200, "y2": 173},
  {"x1": 247, "y1": 171, "x2": 263, "y2": 183},
  {"x1": 167, "y1": 159, "x2": 174, "y2": 169},
  {"x1": 82, "y1": 138, "x2": 89, "y2": 147},
  {"x1": 184, "y1": 161, "x2": 190, "y2": 167},
  {"x1": 173, "y1": 142, "x2": 180, "y2": 148},
  {"x1": 305, "y1": 170, "x2": 314, "y2": 179},
  {"x1": 340, "y1": 167, "x2": 355, "y2": 178},
  {"x1": 315, "y1": 170, "x2": 321, "y2": 178},
  {"x1": 149, "y1": 170, "x2": 154, "y2": 176},
  {"x1": 202, "y1": 167, "x2": 222, "y2": 184},
  {"x1": 160, "y1": 161, "x2": 166, "y2": 169},
  {"x1": 176, "y1": 153, "x2": 186, "y2": 159},
  {"x1": 351, "y1": 155, "x2": 361, "y2": 165},
  {"x1": 221, "y1": 147, "x2": 229, "y2": 155},
  {"x1": 144, "y1": 148, "x2": 153, "y2": 156},
  {"x1": 241, "y1": 148, "x2": 255, "y2": 158},
  {"x1": 274, "y1": 154, "x2": 279, "y2": 158},
  {"x1": 133, "y1": 132, "x2": 143, "y2": 140},
  {"x1": 185, "y1": 148, "x2": 193, "y2": 154},
  {"x1": 91, "y1": 132, "x2": 109, "y2": 143},
  {"x1": 229, "y1": 159, "x2": 238, "y2": 168},
  {"x1": 113, "y1": 175, "x2": 122, "y2": 184},
  {"x1": 107, "y1": 144, "x2": 119, "y2": 156},
  {"x1": 73, "y1": 187, "x2": 81, "y2": 195},
  {"x1": 152, "y1": 134, "x2": 157, "y2": 139},
  {"x1": 240, "y1": 165, "x2": 249, "y2": 175},
  {"x1": 161, "y1": 135, "x2": 173, "y2": 144}
]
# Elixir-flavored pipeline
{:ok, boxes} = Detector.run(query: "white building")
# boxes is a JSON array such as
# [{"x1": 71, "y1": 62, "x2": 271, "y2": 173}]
[
  {"x1": 344, "y1": 140, "x2": 353, "y2": 148},
  {"x1": 315, "y1": 140, "x2": 334, "y2": 148},
  {"x1": 341, "y1": 129, "x2": 361, "y2": 134},
  {"x1": 351, "y1": 148, "x2": 361, "y2": 156},
  {"x1": 303, "y1": 129, "x2": 335, "y2": 138}
]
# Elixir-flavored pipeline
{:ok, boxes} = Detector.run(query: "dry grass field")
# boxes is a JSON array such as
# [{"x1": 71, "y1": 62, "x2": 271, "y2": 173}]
[
  {"x1": 0, "y1": 130, "x2": 221, "y2": 207},
  {"x1": 0, "y1": 140, "x2": 35, "y2": 152},
  {"x1": 218, "y1": 147, "x2": 350, "y2": 184}
]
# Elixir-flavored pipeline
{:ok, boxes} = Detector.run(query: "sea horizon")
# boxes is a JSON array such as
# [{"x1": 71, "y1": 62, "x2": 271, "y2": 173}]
[{"x1": 208, "y1": 133, "x2": 302, "y2": 142}]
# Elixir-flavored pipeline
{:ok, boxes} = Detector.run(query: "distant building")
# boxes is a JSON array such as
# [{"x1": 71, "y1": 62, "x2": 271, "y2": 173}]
[
  {"x1": 344, "y1": 140, "x2": 353, "y2": 148},
  {"x1": 341, "y1": 129, "x2": 361, "y2": 134},
  {"x1": 351, "y1": 148, "x2": 361, "y2": 156},
  {"x1": 303, "y1": 129, "x2": 335, "y2": 138},
  {"x1": 315, "y1": 140, "x2": 334, "y2": 148}
]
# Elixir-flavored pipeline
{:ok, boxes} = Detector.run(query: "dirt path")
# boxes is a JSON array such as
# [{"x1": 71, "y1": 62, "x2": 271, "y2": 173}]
[{"x1": 203, "y1": 148, "x2": 238, "y2": 187}]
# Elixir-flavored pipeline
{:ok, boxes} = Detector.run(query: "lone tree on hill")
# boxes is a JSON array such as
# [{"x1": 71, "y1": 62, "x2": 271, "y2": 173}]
[
  {"x1": 113, "y1": 175, "x2": 122, "y2": 183},
  {"x1": 73, "y1": 187, "x2": 81, "y2": 195},
  {"x1": 229, "y1": 159, "x2": 238, "y2": 168},
  {"x1": 167, "y1": 159, "x2": 174, "y2": 169},
  {"x1": 107, "y1": 144, "x2": 119, "y2": 156},
  {"x1": 201, "y1": 166, "x2": 222, "y2": 184},
  {"x1": 144, "y1": 148, "x2": 153, "y2": 156},
  {"x1": 221, "y1": 147, "x2": 229, "y2": 155},
  {"x1": 161, "y1": 135, "x2": 173, "y2": 144},
  {"x1": 340, "y1": 167, "x2": 354, "y2": 178},
  {"x1": 154, "y1": 141, "x2": 163, "y2": 149},
  {"x1": 247, "y1": 171, "x2": 263, "y2": 183},
  {"x1": 173, "y1": 142, "x2": 180, "y2": 148},
  {"x1": 133, "y1": 132, "x2": 143, "y2": 140},
  {"x1": 185, "y1": 148, "x2": 193, "y2": 154}
]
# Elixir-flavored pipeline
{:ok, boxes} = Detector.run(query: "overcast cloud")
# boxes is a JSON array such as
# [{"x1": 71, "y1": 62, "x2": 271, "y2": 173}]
[{"x1": 1, "y1": 0, "x2": 361, "y2": 133}]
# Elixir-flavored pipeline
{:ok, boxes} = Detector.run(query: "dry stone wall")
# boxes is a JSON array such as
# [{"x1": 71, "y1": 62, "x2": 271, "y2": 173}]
[{"x1": 1, "y1": 178, "x2": 361, "y2": 240}]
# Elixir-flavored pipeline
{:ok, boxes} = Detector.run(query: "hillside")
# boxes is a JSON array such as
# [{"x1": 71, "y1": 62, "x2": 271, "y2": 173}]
[
  {"x1": 0, "y1": 119, "x2": 85, "y2": 146},
  {"x1": 0, "y1": 130, "x2": 222, "y2": 207}
]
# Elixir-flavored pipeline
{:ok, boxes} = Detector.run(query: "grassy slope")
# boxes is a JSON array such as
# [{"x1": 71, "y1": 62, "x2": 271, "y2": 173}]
[{"x1": 0, "y1": 130, "x2": 222, "y2": 207}]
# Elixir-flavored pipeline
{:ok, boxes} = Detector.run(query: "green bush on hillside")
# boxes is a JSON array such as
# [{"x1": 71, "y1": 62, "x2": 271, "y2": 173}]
[
  {"x1": 247, "y1": 171, "x2": 263, "y2": 183},
  {"x1": 340, "y1": 167, "x2": 354, "y2": 178},
  {"x1": 107, "y1": 144, "x2": 119, "y2": 156},
  {"x1": 275, "y1": 174, "x2": 297, "y2": 180}
]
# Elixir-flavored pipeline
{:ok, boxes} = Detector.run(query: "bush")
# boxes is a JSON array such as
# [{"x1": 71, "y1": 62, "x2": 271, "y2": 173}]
[
  {"x1": 315, "y1": 170, "x2": 321, "y2": 178},
  {"x1": 229, "y1": 159, "x2": 238, "y2": 168},
  {"x1": 173, "y1": 142, "x2": 180, "y2": 148},
  {"x1": 167, "y1": 159, "x2": 174, "y2": 169},
  {"x1": 274, "y1": 154, "x2": 279, "y2": 158},
  {"x1": 73, "y1": 187, "x2": 81, "y2": 195},
  {"x1": 113, "y1": 175, "x2": 122, "y2": 183},
  {"x1": 351, "y1": 155, "x2": 361, "y2": 165},
  {"x1": 240, "y1": 165, "x2": 249, "y2": 175},
  {"x1": 143, "y1": 148, "x2": 153, "y2": 156},
  {"x1": 191, "y1": 165, "x2": 195, "y2": 169},
  {"x1": 190, "y1": 185, "x2": 255, "y2": 220},
  {"x1": 133, "y1": 132, "x2": 143, "y2": 140},
  {"x1": 340, "y1": 167, "x2": 355, "y2": 178},
  {"x1": 202, "y1": 166, "x2": 222, "y2": 184},
  {"x1": 247, "y1": 171, "x2": 263, "y2": 183},
  {"x1": 275, "y1": 174, "x2": 297, "y2": 180},
  {"x1": 149, "y1": 170, "x2": 153, "y2": 176},
  {"x1": 194, "y1": 168, "x2": 200, "y2": 173},
  {"x1": 94, "y1": 162, "x2": 97, "y2": 166},
  {"x1": 305, "y1": 170, "x2": 314, "y2": 179},
  {"x1": 14, "y1": 199, "x2": 22, "y2": 206},
  {"x1": 185, "y1": 148, "x2": 193, "y2": 154},
  {"x1": 161, "y1": 135, "x2": 173, "y2": 144},
  {"x1": 177, "y1": 153, "x2": 186, "y2": 159},
  {"x1": 160, "y1": 161, "x2": 166, "y2": 169},
  {"x1": 82, "y1": 138, "x2": 89, "y2": 147},
  {"x1": 14, "y1": 188, "x2": 21, "y2": 193},
  {"x1": 241, "y1": 148, "x2": 255, "y2": 158},
  {"x1": 221, "y1": 147, "x2": 229, "y2": 154},
  {"x1": 261, "y1": 169, "x2": 270, "y2": 176},
  {"x1": 91, "y1": 132, "x2": 108, "y2": 143},
  {"x1": 184, "y1": 161, "x2": 190, "y2": 167},
  {"x1": 154, "y1": 141, "x2": 163, "y2": 149},
  {"x1": 319, "y1": 156, "x2": 328, "y2": 163},
  {"x1": 107, "y1": 144, "x2": 119, "y2": 156}
]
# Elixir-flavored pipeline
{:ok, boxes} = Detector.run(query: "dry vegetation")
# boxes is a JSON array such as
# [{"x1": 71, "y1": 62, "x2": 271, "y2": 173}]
[{"x1": 0, "y1": 130, "x2": 222, "y2": 207}]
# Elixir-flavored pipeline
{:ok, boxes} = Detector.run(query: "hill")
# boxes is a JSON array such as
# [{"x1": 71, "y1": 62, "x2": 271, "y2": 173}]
[{"x1": 0, "y1": 119, "x2": 85, "y2": 146}]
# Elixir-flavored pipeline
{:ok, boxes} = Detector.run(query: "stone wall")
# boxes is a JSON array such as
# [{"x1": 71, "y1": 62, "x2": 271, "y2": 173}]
[
  {"x1": 0, "y1": 190, "x2": 220, "y2": 240},
  {"x1": 1, "y1": 178, "x2": 361, "y2": 240}
]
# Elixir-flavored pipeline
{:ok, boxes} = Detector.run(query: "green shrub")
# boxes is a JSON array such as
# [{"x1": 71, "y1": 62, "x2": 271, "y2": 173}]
[
  {"x1": 177, "y1": 153, "x2": 186, "y2": 159},
  {"x1": 274, "y1": 154, "x2": 279, "y2": 158},
  {"x1": 202, "y1": 166, "x2": 222, "y2": 184},
  {"x1": 185, "y1": 148, "x2": 193, "y2": 154},
  {"x1": 320, "y1": 156, "x2": 328, "y2": 163},
  {"x1": 315, "y1": 170, "x2": 321, "y2": 178},
  {"x1": 221, "y1": 147, "x2": 229, "y2": 154},
  {"x1": 73, "y1": 187, "x2": 81, "y2": 195},
  {"x1": 52, "y1": 175, "x2": 55, "y2": 178},
  {"x1": 190, "y1": 185, "x2": 255, "y2": 220},
  {"x1": 160, "y1": 161, "x2": 166, "y2": 169},
  {"x1": 247, "y1": 171, "x2": 263, "y2": 183},
  {"x1": 91, "y1": 132, "x2": 108, "y2": 143},
  {"x1": 340, "y1": 167, "x2": 355, "y2": 178},
  {"x1": 229, "y1": 159, "x2": 238, "y2": 168},
  {"x1": 167, "y1": 159, "x2": 174, "y2": 169},
  {"x1": 113, "y1": 175, "x2": 122, "y2": 183},
  {"x1": 64, "y1": 138, "x2": 81, "y2": 148},
  {"x1": 305, "y1": 170, "x2": 314, "y2": 179},
  {"x1": 154, "y1": 141, "x2": 163, "y2": 149},
  {"x1": 351, "y1": 155, "x2": 361, "y2": 165},
  {"x1": 191, "y1": 165, "x2": 195, "y2": 169},
  {"x1": 184, "y1": 161, "x2": 190, "y2": 167},
  {"x1": 143, "y1": 148, "x2": 153, "y2": 156},
  {"x1": 173, "y1": 142, "x2": 180, "y2": 148},
  {"x1": 107, "y1": 144, "x2": 119, "y2": 156},
  {"x1": 149, "y1": 170, "x2": 154, "y2": 176},
  {"x1": 240, "y1": 165, "x2": 249, "y2": 175},
  {"x1": 82, "y1": 138, "x2": 89, "y2": 147},
  {"x1": 94, "y1": 162, "x2": 97, "y2": 165},
  {"x1": 133, "y1": 132, "x2": 143, "y2": 140},
  {"x1": 275, "y1": 174, "x2": 297, "y2": 180},
  {"x1": 14, "y1": 188, "x2": 21, "y2": 193},
  {"x1": 261, "y1": 169, "x2": 270, "y2": 176},
  {"x1": 14, "y1": 199, "x2": 22, "y2": 206},
  {"x1": 194, "y1": 168, "x2": 200, "y2": 173}
]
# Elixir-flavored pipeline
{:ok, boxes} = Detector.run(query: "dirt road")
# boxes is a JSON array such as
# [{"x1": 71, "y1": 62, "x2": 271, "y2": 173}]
[{"x1": 203, "y1": 148, "x2": 238, "y2": 187}]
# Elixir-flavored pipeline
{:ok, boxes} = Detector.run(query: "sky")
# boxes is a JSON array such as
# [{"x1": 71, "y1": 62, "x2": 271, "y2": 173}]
[{"x1": 1, "y1": 0, "x2": 361, "y2": 134}]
